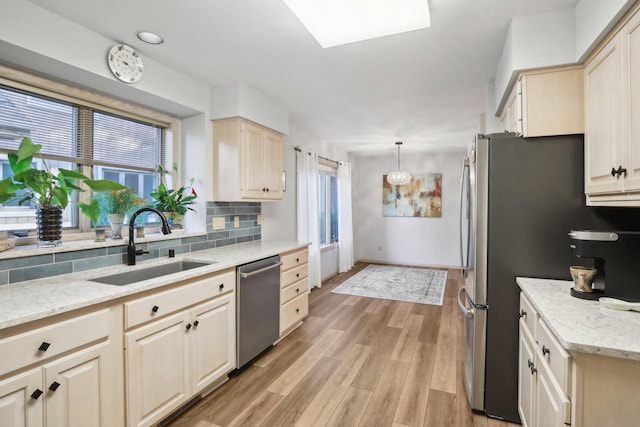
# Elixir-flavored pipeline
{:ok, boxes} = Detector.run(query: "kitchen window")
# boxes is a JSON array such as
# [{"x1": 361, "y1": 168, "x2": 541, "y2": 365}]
[
  {"x1": 318, "y1": 162, "x2": 338, "y2": 246},
  {"x1": 0, "y1": 68, "x2": 176, "y2": 234}
]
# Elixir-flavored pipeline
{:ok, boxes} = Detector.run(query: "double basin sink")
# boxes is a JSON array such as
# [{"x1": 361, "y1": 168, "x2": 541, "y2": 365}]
[{"x1": 90, "y1": 261, "x2": 214, "y2": 286}]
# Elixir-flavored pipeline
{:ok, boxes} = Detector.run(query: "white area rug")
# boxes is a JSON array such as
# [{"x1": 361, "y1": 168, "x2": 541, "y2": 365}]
[{"x1": 331, "y1": 265, "x2": 447, "y2": 306}]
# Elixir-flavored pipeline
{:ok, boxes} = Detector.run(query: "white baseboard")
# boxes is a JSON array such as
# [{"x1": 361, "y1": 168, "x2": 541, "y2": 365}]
[{"x1": 356, "y1": 258, "x2": 462, "y2": 270}]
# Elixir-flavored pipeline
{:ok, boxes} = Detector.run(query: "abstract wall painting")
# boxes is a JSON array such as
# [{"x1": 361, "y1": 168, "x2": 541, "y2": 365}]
[{"x1": 383, "y1": 173, "x2": 442, "y2": 217}]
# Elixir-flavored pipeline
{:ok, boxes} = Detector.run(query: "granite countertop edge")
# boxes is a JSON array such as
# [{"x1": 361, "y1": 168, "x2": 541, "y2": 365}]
[
  {"x1": 516, "y1": 277, "x2": 640, "y2": 361},
  {"x1": 0, "y1": 240, "x2": 309, "y2": 330}
]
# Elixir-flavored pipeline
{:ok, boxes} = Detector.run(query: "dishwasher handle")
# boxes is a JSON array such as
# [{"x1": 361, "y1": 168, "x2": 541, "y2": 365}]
[{"x1": 239, "y1": 261, "x2": 283, "y2": 278}]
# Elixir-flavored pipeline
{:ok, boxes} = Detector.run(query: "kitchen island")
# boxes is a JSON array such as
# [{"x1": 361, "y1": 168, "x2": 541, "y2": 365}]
[{"x1": 517, "y1": 277, "x2": 640, "y2": 427}]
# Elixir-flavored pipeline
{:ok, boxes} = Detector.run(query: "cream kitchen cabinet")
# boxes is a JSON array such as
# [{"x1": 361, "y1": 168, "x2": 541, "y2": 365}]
[
  {"x1": 518, "y1": 293, "x2": 571, "y2": 427},
  {"x1": 279, "y1": 247, "x2": 309, "y2": 336},
  {"x1": 499, "y1": 66, "x2": 584, "y2": 138},
  {"x1": 212, "y1": 118, "x2": 283, "y2": 201},
  {"x1": 124, "y1": 269, "x2": 236, "y2": 427},
  {"x1": 585, "y1": 5, "x2": 640, "y2": 205},
  {"x1": 0, "y1": 306, "x2": 123, "y2": 427}
]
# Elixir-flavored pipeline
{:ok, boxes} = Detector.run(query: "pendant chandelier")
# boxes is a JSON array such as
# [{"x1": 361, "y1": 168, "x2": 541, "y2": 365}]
[{"x1": 386, "y1": 141, "x2": 411, "y2": 185}]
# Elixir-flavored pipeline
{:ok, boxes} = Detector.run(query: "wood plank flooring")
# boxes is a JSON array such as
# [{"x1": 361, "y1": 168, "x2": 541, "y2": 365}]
[{"x1": 168, "y1": 262, "x2": 519, "y2": 427}]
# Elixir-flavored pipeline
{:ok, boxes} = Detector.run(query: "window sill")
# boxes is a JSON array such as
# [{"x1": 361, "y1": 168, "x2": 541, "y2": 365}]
[
  {"x1": 320, "y1": 242, "x2": 338, "y2": 252},
  {"x1": 0, "y1": 230, "x2": 205, "y2": 260}
]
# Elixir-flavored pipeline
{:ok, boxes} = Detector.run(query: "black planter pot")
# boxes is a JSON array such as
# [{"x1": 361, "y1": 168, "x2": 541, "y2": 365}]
[{"x1": 37, "y1": 205, "x2": 63, "y2": 247}]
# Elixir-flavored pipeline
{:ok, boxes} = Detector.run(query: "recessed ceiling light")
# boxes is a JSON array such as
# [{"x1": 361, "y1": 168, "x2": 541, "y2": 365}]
[
  {"x1": 282, "y1": 0, "x2": 430, "y2": 48},
  {"x1": 136, "y1": 31, "x2": 164, "y2": 45}
]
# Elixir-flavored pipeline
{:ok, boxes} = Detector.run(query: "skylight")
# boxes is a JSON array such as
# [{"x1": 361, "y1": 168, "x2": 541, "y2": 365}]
[{"x1": 282, "y1": 0, "x2": 431, "y2": 48}]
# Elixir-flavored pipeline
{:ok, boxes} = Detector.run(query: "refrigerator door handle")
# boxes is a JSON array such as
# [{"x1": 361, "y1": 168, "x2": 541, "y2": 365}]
[
  {"x1": 459, "y1": 156, "x2": 470, "y2": 278},
  {"x1": 457, "y1": 287, "x2": 474, "y2": 318}
]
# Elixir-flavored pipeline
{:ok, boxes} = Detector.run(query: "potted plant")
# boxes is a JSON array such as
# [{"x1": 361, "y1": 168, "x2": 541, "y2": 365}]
[
  {"x1": 102, "y1": 188, "x2": 144, "y2": 239},
  {"x1": 0, "y1": 137, "x2": 125, "y2": 247},
  {"x1": 150, "y1": 164, "x2": 197, "y2": 229}
]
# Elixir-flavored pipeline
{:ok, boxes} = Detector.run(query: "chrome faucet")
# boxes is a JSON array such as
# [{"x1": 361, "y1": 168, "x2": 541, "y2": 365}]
[{"x1": 127, "y1": 207, "x2": 172, "y2": 265}]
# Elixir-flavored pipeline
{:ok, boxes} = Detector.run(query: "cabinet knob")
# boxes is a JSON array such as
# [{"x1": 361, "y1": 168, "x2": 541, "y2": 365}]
[
  {"x1": 152, "y1": 305, "x2": 159, "y2": 313},
  {"x1": 519, "y1": 310, "x2": 526, "y2": 319},
  {"x1": 30, "y1": 389, "x2": 44, "y2": 400},
  {"x1": 219, "y1": 283, "x2": 224, "y2": 290},
  {"x1": 38, "y1": 341, "x2": 51, "y2": 352},
  {"x1": 48, "y1": 381, "x2": 61, "y2": 392},
  {"x1": 542, "y1": 345, "x2": 550, "y2": 356},
  {"x1": 296, "y1": 258, "x2": 300, "y2": 263},
  {"x1": 262, "y1": 188, "x2": 267, "y2": 192},
  {"x1": 296, "y1": 273, "x2": 300, "y2": 278},
  {"x1": 611, "y1": 167, "x2": 617, "y2": 177},
  {"x1": 296, "y1": 308, "x2": 300, "y2": 313},
  {"x1": 186, "y1": 323, "x2": 192, "y2": 331},
  {"x1": 296, "y1": 288, "x2": 300, "y2": 293},
  {"x1": 193, "y1": 320, "x2": 199, "y2": 327},
  {"x1": 266, "y1": 188, "x2": 269, "y2": 192}
]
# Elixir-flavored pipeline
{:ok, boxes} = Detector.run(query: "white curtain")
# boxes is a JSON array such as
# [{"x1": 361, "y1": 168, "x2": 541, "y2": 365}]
[
  {"x1": 337, "y1": 161, "x2": 354, "y2": 272},
  {"x1": 296, "y1": 148, "x2": 322, "y2": 289}
]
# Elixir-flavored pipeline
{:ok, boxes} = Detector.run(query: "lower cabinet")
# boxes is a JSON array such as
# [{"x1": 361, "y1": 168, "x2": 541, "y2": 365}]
[
  {"x1": 518, "y1": 293, "x2": 571, "y2": 427},
  {"x1": 0, "y1": 306, "x2": 123, "y2": 427},
  {"x1": 279, "y1": 248, "x2": 309, "y2": 336},
  {"x1": 124, "y1": 271, "x2": 236, "y2": 427}
]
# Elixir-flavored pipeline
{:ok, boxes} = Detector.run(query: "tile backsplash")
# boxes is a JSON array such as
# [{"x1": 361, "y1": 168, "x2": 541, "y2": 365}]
[{"x1": 0, "y1": 201, "x2": 261, "y2": 286}]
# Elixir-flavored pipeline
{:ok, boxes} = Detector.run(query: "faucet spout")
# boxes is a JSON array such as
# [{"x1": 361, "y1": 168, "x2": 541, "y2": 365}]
[{"x1": 127, "y1": 207, "x2": 172, "y2": 265}]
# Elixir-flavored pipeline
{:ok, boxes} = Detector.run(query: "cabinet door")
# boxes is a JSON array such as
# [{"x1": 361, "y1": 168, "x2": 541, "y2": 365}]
[
  {"x1": 585, "y1": 32, "x2": 625, "y2": 195},
  {"x1": 189, "y1": 293, "x2": 235, "y2": 394},
  {"x1": 44, "y1": 342, "x2": 110, "y2": 427},
  {"x1": 240, "y1": 122, "x2": 267, "y2": 199},
  {"x1": 0, "y1": 369, "x2": 42, "y2": 427},
  {"x1": 263, "y1": 131, "x2": 283, "y2": 200},
  {"x1": 518, "y1": 323, "x2": 536, "y2": 427},
  {"x1": 535, "y1": 361, "x2": 571, "y2": 427},
  {"x1": 125, "y1": 312, "x2": 190, "y2": 427},
  {"x1": 623, "y1": 12, "x2": 640, "y2": 192}
]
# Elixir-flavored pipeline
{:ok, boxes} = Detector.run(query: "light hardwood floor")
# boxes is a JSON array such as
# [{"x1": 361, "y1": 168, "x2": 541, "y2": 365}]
[{"x1": 168, "y1": 263, "x2": 520, "y2": 427}]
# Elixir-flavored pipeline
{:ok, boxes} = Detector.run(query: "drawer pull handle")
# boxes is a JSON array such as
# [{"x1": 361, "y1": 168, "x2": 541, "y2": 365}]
[
  {"x1": 296, "y1": 308, "x2": 300, "y2": 313},
  {"x1": 296, "y1": 258, "x2": 300, "y2": 262},
  {"x1": 542, "y1": 345, "x2": 550, "y2": 356},
  {"x1": 49, "y1": 381, "x2": 61, "y2": 392},
  {"x1": 519, "y1": 309, "x2": 526, "y2": 319},
  {"x1": 30, "y1": 389, "x2": 43, "y2": 400},
  {"x1": 527, "y1": 359, "x2": 533, "y2": 369},
  {"x1": 296, "y1": 288, "x2": 300, "y2": 293},
  {"x1": 186, "y1": 323, "x2": 192, "y2": 331},
  {"x1": 194, "y1": 320, "x2": 199, "y2": 327},
  {"x1": 38, "y1": 341, "x2": 51, "y2": 352},
  {"x1": 152, "y1": 305, "x2": 159, "y2": 313},
  {"x1": 296, "y1": 273, "x2": 300, "y2": 278},
  {"x1": 219, "y1": 283, "x2": 225, "y2": 290},
  {"x1": 527, "y1": 359, "x2": 537, "y2": 375}
]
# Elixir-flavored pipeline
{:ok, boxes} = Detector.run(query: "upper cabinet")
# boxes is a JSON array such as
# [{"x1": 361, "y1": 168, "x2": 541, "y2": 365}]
[
  {"x1": 212, "y1": 118, "x2": 283, "y2": 201},
  {"x1": 585, "y1": 6, "x2": 640, "y2": 205},
  {"x1": 499, "y1": 66, "x2": 584, "y2": 138}
]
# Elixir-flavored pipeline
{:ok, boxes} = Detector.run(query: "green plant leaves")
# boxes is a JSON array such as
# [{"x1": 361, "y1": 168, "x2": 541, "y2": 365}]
[
  {"x1": 16, "y1": 137, "x2": 41, "y2": 162},
  {"x1": 78, "y1": 199, "x2": 101, "y2": 224}
]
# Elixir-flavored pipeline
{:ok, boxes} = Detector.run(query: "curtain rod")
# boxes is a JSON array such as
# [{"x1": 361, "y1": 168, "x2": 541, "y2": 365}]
[{"x1": 294, "y1": 146, "x2": 339, "y2": 164}]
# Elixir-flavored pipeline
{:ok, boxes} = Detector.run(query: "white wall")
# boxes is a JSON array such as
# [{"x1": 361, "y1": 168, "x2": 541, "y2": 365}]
[
  {"x1": 575, "y1": 0, "x2": 637, "y2": 61},
  {"x1": 210, "y1": 83, "x2": 290, "y2": 135},
  {"x1": 351, "y1": 150, "x2": 465, "y2": 268}
]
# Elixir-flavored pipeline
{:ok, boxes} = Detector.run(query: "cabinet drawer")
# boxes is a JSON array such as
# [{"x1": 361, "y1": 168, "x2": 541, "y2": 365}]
[
  {"x1": 125, "y1": 270, "x2": 235, "y2": 329},
  {"x1": 537, "y1": 317, "x2": 572, "y2": 394},
  {"x1": 280, "y1": 293, "x2": 308, "y2": 334},
  {"x1": 519, "y1": 293, "x2": 538, "y2": 337},
  {"x1": 0, "y1": 309, "x2": 110, "y2": 377},
  {"x1": 281, "y1": 278, "x2": 308, "y2": 305},
  {"x1": 282, "y1": 264, "x2": 307, "y2": 288},
  {"x1": 281, "y1": 249, "x2": 308, "y2": 271}
]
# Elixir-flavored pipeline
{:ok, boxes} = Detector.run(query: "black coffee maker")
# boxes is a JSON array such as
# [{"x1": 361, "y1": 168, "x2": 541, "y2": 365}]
[{"x1": 569, "y1": 230, "x2": 640, "y2": 302}]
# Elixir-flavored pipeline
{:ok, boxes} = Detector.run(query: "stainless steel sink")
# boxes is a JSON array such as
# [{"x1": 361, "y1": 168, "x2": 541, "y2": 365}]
[{"x1": 90, "y1": 261, "x2": 213, "y2": 286}]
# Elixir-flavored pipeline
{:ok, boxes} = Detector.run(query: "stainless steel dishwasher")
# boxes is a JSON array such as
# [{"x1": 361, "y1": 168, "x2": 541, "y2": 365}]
[{"x1": 236, "y1": 255, "x2": 282, "y2": 368}]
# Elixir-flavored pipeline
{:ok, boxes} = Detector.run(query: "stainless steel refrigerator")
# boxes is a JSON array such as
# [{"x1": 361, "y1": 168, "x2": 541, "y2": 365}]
[{"x1": 457, "y1": 133, "x2": 639, "y2": 422}]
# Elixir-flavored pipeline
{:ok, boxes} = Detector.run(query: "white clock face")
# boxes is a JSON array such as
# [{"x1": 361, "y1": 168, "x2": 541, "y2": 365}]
[{"x1": 108, "y1": 44, "x2": 144, "y2": 83}]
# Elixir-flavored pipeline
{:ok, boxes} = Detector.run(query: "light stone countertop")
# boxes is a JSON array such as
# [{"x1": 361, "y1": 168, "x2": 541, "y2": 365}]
[
  {"x1": 517, "y1": 277, "x2": 640, "y2": 361},
  {"x1": 0, "y1": 240, "x2": 308, "y2": 330}
]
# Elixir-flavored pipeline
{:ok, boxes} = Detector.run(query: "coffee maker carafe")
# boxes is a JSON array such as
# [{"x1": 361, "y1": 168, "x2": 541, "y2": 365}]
[{"x1": 569, "y1": 230, "x2": 640, "y2": 302}]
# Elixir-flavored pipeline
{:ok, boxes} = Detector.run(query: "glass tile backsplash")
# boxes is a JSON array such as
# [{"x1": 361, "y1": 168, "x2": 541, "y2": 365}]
[{"x1": 0, "y1": 201, "x2": 261, "y2": 286}]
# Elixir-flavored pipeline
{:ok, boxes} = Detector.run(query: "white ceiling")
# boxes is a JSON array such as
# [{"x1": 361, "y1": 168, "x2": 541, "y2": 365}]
[{"x1": 26, "y1": 0, "x2": 579, "y2": 152}]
